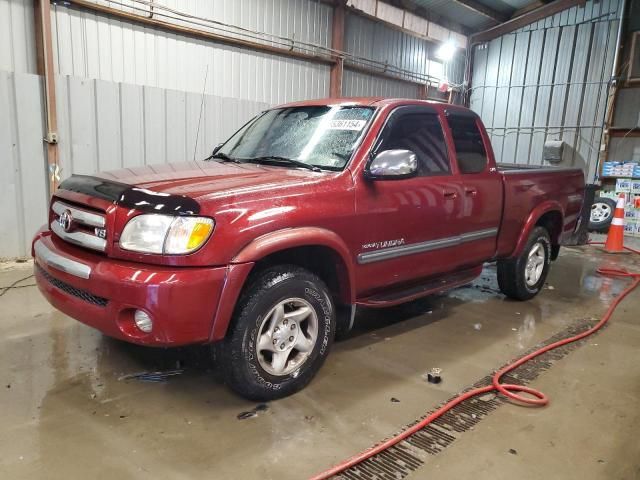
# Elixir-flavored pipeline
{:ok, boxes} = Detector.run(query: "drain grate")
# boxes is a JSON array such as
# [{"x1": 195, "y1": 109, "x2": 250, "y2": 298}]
[{"x1": 334, "y1": 318, "x2": 601, "y2": 479}]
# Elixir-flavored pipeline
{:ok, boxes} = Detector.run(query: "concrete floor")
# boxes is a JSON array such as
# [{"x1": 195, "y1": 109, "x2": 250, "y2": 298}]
[{"x1": 1, "y1": 244, "x2": 639, "y2": 480}]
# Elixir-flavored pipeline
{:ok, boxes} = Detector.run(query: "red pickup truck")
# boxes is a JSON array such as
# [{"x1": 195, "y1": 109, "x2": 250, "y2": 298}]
[{"x1": 32, "y1": 98, "x2": 585, "y2": 400}]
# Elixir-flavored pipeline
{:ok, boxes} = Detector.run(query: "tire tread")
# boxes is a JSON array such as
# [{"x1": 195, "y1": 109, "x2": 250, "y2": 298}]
[
  {"x1": 497, "y1": 226, "x2": 551, "y2": 301},
  {"x1": 215, "y1": 265, "x2": 334, "y2": 401}
]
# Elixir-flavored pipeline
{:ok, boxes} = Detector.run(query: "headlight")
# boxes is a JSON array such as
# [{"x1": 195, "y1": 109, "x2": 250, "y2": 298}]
[{"x1": 120, "y1": 215, "x2": 214, "y2": 254}]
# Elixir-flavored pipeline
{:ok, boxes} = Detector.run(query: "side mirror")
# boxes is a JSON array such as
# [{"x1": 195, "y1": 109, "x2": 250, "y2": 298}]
[
  {"x1": 365, "y1": 149, "x2": 418, "y2": 180},
  {"x1": 211, "y1": 143, "x2": 224, "y2": 155}
]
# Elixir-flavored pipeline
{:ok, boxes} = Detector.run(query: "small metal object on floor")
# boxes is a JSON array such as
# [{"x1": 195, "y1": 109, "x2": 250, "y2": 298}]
[{"x1": 426, "y1": 368, "x2": 442, "y2": 384}]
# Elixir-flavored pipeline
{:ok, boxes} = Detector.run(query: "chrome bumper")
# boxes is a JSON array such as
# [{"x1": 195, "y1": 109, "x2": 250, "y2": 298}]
[{"x1": 34, "y1": 239, "x2": 92, "y2": 279}]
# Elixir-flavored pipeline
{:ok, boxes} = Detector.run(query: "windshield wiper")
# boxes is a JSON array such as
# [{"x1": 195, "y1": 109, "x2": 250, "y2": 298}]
[
  {"x1": 204, "y1": 152, "x2": 242, "y2": 163},
  {"x1": 244, "y1": 156, "x2": 322, "y2": 172}
]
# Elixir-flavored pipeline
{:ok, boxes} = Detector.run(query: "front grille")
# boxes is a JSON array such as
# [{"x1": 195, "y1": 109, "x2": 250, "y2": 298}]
[
  {"x1": 36, "y1": 264, "x2": 108, "y2": 307},
  {"x1": 51, "y1": 200, "x2": 107, "y2": 252}
]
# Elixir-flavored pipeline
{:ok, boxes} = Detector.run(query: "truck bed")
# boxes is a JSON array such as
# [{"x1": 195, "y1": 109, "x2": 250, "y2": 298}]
[{"x1": 496, "y1": 165, "x2": 585, "y2": 258}]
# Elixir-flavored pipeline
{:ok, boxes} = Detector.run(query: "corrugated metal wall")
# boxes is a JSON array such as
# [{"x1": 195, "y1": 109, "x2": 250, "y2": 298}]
[
  {"x1": 50, "y1": 1, "x2": 332, "y2": 104},
  {"x1": 55, "y1": 75, "x2": 269, "y2": 176},
  {"x1": 0, "y1": 0, "x2": 37, "y2": 74},
  {"x1": 343, "y1": 12, "x2": 465, "y2": 98},
  {"x1": 470, "y1": 0, "x2": 621, "y2": 181},
  {"x1": 343, "y1": 70, "x2": 419, "y2": 98},
  {"x1": 83, "y1": 0, "x2": 332, "y2": 48},
  {"x1": 0, "y1": 71, "x2": 48, "y2": 258}
]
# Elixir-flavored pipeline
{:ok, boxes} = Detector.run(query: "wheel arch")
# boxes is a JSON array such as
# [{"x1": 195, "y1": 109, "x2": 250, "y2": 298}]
[
  {"x1": 511, "y1": 202, "x2": 564, "y2": 260},
  {"x1": 210, "y1": 228, "x2": 355, "y2": 341}
]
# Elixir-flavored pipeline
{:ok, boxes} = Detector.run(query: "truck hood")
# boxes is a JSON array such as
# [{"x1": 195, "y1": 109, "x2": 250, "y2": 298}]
[{"x1": 96, "y1": 160, "x2": 332, "y2": 201}]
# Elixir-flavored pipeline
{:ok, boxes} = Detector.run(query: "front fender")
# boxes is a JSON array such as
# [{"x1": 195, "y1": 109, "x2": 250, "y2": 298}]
[
  {"x1": 208, "y1": 227, "x2": 356, "y2": 342},
  {"x1": 232, "y1": 227, "x2": 354, "y2": 277},
  {"x1": 511, "y1": 201, "x2": 563, "y2": 259}
]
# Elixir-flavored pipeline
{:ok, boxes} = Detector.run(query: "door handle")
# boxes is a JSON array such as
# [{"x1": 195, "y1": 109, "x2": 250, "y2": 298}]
[
  {"x1": 443, "y1": 190, "x2": 458, "y2": 199},
  {"x1": 515, "y1": 182, "x2": 535, "y2": 192},
  {"x1": 464, "y1": 187, "x2": 477, "y2": 196}
]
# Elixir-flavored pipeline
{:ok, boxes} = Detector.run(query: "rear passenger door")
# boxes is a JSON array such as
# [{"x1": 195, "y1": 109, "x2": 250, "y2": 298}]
[
  {"x1": 445, "y1": 110, "x2": 502, "y2": 265},
  {"x1": 354, "y1": 105, "x2": 464, "y2": 295}
]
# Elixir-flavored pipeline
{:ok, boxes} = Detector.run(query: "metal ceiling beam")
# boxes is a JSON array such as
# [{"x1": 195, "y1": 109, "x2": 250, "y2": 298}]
[
  {"x1": 447, "y1": 0, "x2": 508, "y2": 24},
  {"x1": 63, "y1": 0, "x2": 336, "y2": 67},
  {"x1": 511, "y1": 0, "x2": 547, "y2": 18},
  {"x1": 319, "y1": 0, "x2": 472, "y2": 36},
  {"x1": 382, "y1": 0, "x2": 475, "y2": 34},
  {"x1": 471, "y1": 0, "x2": 586, "y2": 43}
]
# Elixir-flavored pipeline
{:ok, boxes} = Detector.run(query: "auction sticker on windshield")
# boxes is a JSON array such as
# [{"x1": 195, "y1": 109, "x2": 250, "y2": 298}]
[{"x1": 328, "y1": 119, "x2": 367, "y2": 131}]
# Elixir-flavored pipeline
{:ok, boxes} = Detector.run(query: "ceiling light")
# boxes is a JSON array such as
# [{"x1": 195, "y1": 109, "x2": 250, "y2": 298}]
[{"x1": 435, "y1": 40, "x2": 456, "y2": 62}]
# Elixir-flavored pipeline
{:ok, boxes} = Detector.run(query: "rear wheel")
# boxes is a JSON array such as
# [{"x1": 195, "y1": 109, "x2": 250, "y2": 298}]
[
  {"x1": 216, "y1": 265, "x2": 335, "y2": 401},
  {"x1": 497, "y1": 226, "x2": 551, "y2": 301},
  {"x1": 589, "y1": 196, "x2": 616, "y2": 233}
]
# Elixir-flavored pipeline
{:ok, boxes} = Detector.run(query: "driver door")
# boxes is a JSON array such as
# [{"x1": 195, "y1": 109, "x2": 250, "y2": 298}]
[{"x1": 353, "y1": 105, "x2": 465, "y2": 296}]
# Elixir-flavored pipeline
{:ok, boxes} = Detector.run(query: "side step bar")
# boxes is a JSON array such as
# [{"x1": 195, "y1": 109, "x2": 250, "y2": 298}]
[{"x1": 356, "y1": 265, "x2": 483, "y2": 308}]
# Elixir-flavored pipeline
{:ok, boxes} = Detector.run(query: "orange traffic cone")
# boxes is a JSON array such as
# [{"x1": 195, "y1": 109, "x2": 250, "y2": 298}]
[{"x1": 602, "y1": 193, "x2": 628, "y2": 254}]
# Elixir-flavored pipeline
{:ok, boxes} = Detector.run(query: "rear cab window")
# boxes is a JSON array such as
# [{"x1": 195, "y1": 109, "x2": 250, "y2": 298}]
[{"x1": 446, "y1": 113, "x2": 488, "y2": 174}]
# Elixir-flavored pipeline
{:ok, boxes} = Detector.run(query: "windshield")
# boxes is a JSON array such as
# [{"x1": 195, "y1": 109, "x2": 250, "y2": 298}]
[{"x1": 217, "y1": 105, "x2": 375, "y2": 170}]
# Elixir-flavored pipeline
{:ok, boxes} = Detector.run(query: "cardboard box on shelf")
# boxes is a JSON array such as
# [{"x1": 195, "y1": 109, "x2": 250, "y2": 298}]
[
  {"x1": 624, "y1": 222, "x2": 635, "y2": 236},
  {"x1": 602, "y1": 161, "x2": 620, "y2": 176},
  {"x1": 601, "y1": 161, "x2": 640, "y2": 177},
  {"x1": 616, "y1": 178, "x2": 632, "y2": 193},
  {"x1": 600, "y1": 189, "x2": 619, "y2": 200},
  {"x1": 632, "y1": 181, "x2": 640, "y2": 194},
  {"x1": 624, "y1": 208, "x2": 636, "y2": 221},
  {"x1": 627, "y1": 221, "x2": 640, "y2": 236}
]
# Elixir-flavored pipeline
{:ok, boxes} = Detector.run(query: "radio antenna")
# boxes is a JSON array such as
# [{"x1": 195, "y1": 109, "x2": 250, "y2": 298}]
[{"x1": 193, "y1": 64, "x2": 209, "y2": 162}]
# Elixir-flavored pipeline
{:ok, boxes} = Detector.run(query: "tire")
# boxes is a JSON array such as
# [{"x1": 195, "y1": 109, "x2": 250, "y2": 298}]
[
  {"x1": 216, "y1": 265, "x2": 335, "y2": 401},
  {"x1": 589, "y1": 196, "x2": 616, "y2": 233},
  {"x1": 497, "y1": 226, "x2": 551, "y2": 301}
]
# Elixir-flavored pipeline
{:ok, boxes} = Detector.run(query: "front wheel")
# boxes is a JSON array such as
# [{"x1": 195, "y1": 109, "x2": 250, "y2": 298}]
[
  {"x1": 497, "y1": 226, "x2": 551, "y2": 301},
  {"x1": 216, "y1": 265, "x2": 335, "y2": 401}
]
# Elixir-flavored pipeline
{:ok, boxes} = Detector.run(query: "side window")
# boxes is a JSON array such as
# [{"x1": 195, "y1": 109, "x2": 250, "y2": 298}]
[
  {"x1": 447, "y1": 114, "x2": 488, "y2": 174},
  {"x1": 376, "y1": 110, "x2": 450, "y2": 176}
]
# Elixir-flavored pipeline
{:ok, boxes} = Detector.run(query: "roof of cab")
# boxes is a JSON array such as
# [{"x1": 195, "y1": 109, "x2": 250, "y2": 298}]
[{"x1": 274, "y1": 97, "x2": 474, "y2": 115}]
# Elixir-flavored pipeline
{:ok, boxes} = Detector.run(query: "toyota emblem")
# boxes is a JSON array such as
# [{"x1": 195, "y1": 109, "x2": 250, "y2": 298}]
[{"x1": 58, "y1": 209, "x2": 73, "y2": 232}]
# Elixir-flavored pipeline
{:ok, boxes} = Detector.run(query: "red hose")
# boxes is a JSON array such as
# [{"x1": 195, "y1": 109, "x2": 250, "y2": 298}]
[{"x1": 310, "y1": 242, "x2": 640, "y2": 480}]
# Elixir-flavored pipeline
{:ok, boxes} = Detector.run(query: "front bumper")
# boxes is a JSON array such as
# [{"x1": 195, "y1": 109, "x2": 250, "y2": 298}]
[{"x1": 33, "y1": 231, "x2": 228, "y2": 346}]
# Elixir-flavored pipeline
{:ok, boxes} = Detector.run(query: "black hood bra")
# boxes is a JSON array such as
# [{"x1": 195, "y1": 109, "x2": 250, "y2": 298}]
[{"x1": 58, "y1": 175, "x2": 201, "y2": 215}]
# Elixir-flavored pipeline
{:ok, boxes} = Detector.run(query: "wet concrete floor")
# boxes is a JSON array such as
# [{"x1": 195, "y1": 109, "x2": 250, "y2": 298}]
[{"x1": 1, "y1": 245, "x2": 639, "y2": 479}]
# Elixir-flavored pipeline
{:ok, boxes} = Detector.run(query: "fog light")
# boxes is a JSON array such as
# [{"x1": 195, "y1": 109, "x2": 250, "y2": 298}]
[{"x1": 134, "y1": 310, "x2": 153, "y2": 333}]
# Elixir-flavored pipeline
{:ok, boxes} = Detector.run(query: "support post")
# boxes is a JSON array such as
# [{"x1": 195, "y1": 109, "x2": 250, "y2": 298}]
[
  {"x1": 34, "y1": 0, "x2": 59, "y2": 194},
  {"x1": 330, "y1": 0, "x2": 345, "y2": 98},
  {"x1": 417, "y1": 84, "x2": 429, "y2": 100}
]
